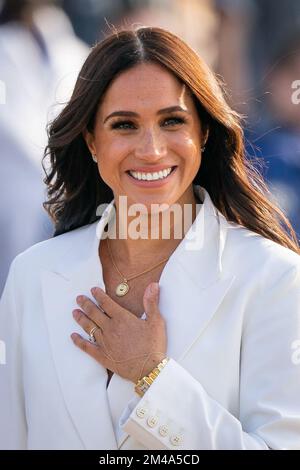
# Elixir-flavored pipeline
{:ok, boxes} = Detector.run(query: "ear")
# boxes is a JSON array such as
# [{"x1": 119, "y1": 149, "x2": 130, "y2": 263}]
[
  {"x1": 202, "y1": 125, "x2": 209, "y2": 146},
  {"x1": 82, "y1": 129, "x2": 97, "y2": 156}
]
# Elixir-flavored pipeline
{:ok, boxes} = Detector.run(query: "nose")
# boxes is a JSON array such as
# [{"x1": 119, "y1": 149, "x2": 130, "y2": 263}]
[{"x1": 134, "y1": 127, "x2": 167, "y2": 160}]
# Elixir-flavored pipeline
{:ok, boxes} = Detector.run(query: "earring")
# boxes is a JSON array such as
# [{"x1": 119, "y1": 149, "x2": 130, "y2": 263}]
[
  {"x1": 91, "y1": 153, "x2": 97, "y2": 163},
  {"x1": 201, "y1": 146, "x2": 206, "y2": 153}
]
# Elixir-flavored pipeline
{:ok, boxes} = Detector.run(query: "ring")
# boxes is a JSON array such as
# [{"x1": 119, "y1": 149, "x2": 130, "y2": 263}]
[{"x1": 89, "y1": 325, "x2": 99, "y2": 343}]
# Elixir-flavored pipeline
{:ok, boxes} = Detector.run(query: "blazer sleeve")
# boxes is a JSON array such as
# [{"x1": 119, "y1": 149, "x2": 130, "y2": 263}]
[
  {"x1": 120, "y1": 264, "x2": 300, "y2": 450},
  {"x1": 0, "y1": 257, "x2": 27, "y2": 449}
]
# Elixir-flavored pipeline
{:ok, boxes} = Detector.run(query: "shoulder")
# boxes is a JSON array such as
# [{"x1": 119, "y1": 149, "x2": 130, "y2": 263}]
[
  {"x1": 11, "y1": 221, "x2": 98, "y2": 275},
  {"x1": 220, "y1": 221, "x2": 300, "y2": 332},
  {"x1": 222, "y1": 219, "x2": 300, "y2": 284},
  {"x1": 200, "y1": 185, "x2": 300, "y2": 279}
]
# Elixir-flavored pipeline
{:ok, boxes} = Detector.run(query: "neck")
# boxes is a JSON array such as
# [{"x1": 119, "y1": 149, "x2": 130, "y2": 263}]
[{"x1": 106, "y1": 186, "x2": 201, "y2": 265}]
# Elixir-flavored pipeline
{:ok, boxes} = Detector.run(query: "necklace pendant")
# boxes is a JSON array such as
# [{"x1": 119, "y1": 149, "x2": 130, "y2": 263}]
[{"x1": 116, "y1": 281, "x2": 129, "y2": 297}]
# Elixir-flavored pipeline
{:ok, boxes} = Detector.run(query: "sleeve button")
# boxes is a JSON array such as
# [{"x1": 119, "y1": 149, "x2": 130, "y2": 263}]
[
  {"x1": 147, "y1": 415, "x2": 158, "y2": 428},
  {"x1": 136, "y1": 407, "x2": 148, "y2": 418},
  {"x1": 158, "y1": 424, "x2": 169, "y2": 437},
  {"x1": 170, "y1": 434, "x2": 183, "y2": 446}
]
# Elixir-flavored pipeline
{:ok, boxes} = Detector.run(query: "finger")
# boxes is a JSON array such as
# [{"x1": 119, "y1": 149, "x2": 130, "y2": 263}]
[
  {"x1": 72, "y1": 309, "x2": 103, "y2": 342},
  {"x1": 143, "y1": 283, "x2": 161, "y2": 321},
  {"x1": 76, "y1": 295, "x2": 110, "y2": 328},
  {"x1": 71, "y1": 333, "x2": 115, "y2": 372},
  {"x1": 71, "y1": 333, "x2": 99, "y2": 355},
  {"x1": 90, "y1": 287, "x2": 128, "y2": 318}
]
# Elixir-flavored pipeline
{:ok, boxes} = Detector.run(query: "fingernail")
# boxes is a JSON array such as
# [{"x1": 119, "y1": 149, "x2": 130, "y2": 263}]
[
  {"x1": 72, "y1": 310, "x2": 79, "y2": 319},
  {"x1": 76, "y1": 295, "x2": 84, "y2": 304}
]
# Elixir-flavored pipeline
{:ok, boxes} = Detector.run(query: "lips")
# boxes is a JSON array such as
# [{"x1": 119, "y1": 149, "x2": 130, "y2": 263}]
[
  {"x1": 126, "y1": 165, "x2": 177, "y2": 181},
  {"x1": 126, "y1": 165, "x2": 177, "y2": 173},
  {"x1": 125, "y1": 165, "x2": 178, "y2": 187}
]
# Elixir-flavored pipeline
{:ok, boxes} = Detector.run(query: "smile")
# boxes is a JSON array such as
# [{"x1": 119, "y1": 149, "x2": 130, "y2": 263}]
[{"x1": 127, "y1": 166, "x2": 177, "y2": 181}]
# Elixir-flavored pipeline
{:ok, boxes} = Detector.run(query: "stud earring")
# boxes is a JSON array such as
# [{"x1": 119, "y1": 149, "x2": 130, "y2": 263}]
[
  {"x1": 201, "y1": 146, "x2": 206, "y2": 153},
  {"x1": 92, "y1": 153, "x2": 97, "y2": 163}
]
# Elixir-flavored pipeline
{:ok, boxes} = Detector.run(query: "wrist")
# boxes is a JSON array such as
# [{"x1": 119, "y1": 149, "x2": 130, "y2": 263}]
[
  {"x1": 141, "y1": 352, "x2": 167, "y2": 378},
  {"x1": 134, "y1": 356, "x2": 169, "y2": 397}
]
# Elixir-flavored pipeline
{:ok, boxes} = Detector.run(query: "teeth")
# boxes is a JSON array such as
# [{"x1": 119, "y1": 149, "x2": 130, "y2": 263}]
[{"x1": 129, "y1": 167, "x2": 173, "y2": 181}]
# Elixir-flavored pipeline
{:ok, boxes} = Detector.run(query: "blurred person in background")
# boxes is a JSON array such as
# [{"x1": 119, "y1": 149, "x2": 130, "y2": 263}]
[
  {"x1": 215, "y1": 0, "x2": 300, "y2": 114},
  {"x1": 247, "y1": 32, "x2": 300, "y2": 240},
  {"x1": 0, "y1": 129, "x2": 49, "y2": 291},
  {"x1": 62, "y1": 0, "x2": 219, "y2": 68},
  {"x1": 0, "y1": 0, "x2": 88, "y2": 294},
  {"x1": 215, "y1": 0, "x2": 300, "y2": 239},
  {"x1": 61, "y1": 0, "x2": 139, "y2": 46}
]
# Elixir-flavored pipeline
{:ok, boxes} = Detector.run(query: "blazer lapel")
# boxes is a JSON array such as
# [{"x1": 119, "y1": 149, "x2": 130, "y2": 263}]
[
  {"x1": 159, "y1": 185, "x2": 236, "y2": 361},
  {"x1": 42, "y1": 201, "x2": 118, "y2": 450},
  {"x1": 42, "y1": 186, "x2": 236, "y2": 450},
  {"x1": 113, "y1": 186, "x2": 236, "y2": 449}
]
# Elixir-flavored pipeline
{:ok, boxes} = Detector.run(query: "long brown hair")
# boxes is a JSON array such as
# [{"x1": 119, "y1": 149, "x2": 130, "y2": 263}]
[{"x1": 43, "y1": 26, "x2": 299, "y2": 254}]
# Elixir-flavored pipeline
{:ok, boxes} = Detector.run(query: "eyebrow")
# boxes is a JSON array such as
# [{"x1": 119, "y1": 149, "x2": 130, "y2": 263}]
[{"x1": 103, "y1": 105, "x2": 191, "y2": 124}]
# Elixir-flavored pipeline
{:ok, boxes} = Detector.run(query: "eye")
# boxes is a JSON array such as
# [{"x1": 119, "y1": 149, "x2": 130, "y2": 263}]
[
  {"x1": 110, "y1": 116, "x2": 186, "y2": 131},
  {"x1": 162, "y1": 117, "x2": 186, "y2": 126},
  {"x1": 110, "y1": 120, "x2": 136, "y2": 130}
]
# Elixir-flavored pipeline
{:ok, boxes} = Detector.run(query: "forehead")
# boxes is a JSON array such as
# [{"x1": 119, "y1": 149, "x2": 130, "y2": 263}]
[{"x1": 99, "y1": 62, "x2": 194, "y2": 114}]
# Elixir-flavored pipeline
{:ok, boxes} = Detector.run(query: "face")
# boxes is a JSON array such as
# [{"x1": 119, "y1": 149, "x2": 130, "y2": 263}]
[{"x1": 85, "y1": 62, "x2": 206, "y2": 211}]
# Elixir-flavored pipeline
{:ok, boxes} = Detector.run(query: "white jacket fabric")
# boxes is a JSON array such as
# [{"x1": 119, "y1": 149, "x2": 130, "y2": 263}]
[{"x1": 0, "y1": 185, "x2": 300, "y2": 450}]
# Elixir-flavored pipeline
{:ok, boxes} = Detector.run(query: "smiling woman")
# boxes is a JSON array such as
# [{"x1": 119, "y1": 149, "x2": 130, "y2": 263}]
[
  {"x1": 83, "y1": 61, "x2": 204, "y2": 212},
  {"x1": 82, "y1": 61, "x2": 207, "y2": 246},
  {"x1": 0, "y1": 26, "x2": 300, "y2": 451}
]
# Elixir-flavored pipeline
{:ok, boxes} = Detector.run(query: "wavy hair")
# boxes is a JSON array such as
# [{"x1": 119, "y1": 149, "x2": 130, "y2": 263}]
[{"x1": 43, "y1": 26, "x2": 299, "y2": 254}]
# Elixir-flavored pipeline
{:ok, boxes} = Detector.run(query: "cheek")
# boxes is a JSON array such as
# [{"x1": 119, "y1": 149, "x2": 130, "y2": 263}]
[
  {"x1": 95, "y1": 135, "x2": 130, "y2": 175},
  {"x1": 177, "y1": 134, "x2": 202, "y2": 177},
  {"x1": 173, "y1": 132, "x2": 201, "y2": 163},
  {"x1": 185, "y1": 136, "x2": 201, "y2": 155},
  {"x1": 96, "y1": 133, "x2": 129, "y2": 155}
]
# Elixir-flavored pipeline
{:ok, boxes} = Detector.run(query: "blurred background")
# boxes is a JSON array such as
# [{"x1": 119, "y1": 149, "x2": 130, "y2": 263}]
[{"x1": 0, "y1": 0, "x2": 299, "y2": 294}]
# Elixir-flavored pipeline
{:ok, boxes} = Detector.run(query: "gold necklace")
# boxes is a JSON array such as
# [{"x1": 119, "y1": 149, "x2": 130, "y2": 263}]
[{"x1": 106, "y1": 237, "x2": 170, "y2": 297}]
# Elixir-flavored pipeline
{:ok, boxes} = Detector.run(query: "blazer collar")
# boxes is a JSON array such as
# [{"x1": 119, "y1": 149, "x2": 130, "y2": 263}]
[
  {"x1": 52, "y1": 184, "x2": 229, "y2": 285},
  {"x1": 42, "y1": 185, "x2": 236, "y2": 449}
]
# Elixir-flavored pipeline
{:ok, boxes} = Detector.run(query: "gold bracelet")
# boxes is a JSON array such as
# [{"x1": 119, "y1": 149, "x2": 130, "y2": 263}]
[{"x1": 134, "y1": 357, "x2": 169, "y2": 397}]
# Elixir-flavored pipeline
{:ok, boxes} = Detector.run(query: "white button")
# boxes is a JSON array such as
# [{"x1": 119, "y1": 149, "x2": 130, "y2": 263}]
[
  {"x1": 159, "y1": 424, "x2": 169, "y2": 437},
  {"x1": 136, "y1": 407, "x2": 147, "y2": 419},
  {"x1": 147, "y1": 416, "x2": 158, "y2": 428},
  {"x1": 170, "y1": 434, "x2": 183, "y2": 446}
]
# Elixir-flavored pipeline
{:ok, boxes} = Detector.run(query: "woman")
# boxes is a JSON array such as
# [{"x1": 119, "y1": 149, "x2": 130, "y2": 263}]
[{"x1": 0, "y1": 26, "x2": 300, "y2": 450}]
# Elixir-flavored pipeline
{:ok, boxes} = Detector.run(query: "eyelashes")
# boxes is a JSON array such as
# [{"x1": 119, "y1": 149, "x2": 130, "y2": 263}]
[{"x1": 110, "y1": 116, "x2": 187, "y2": 130}]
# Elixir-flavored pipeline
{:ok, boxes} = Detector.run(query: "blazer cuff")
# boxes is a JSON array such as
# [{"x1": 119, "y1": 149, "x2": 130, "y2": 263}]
[{"x1": 119, "y1": 358, "x2": 185, "y2": 450}]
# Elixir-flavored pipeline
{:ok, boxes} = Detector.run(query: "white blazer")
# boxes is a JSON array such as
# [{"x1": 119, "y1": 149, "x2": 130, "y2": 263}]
[{"x1": 1, "y1": 185, "x2": 300, "y2": 450}]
